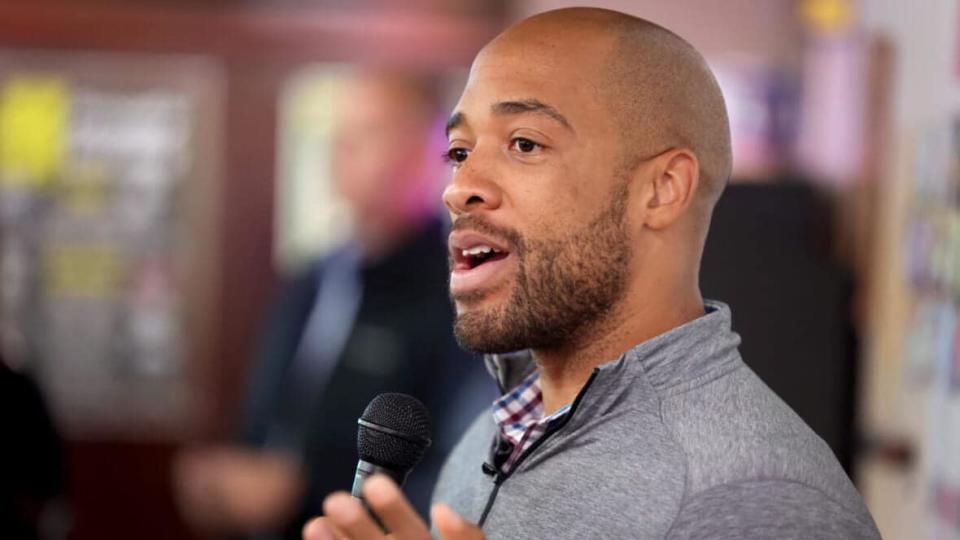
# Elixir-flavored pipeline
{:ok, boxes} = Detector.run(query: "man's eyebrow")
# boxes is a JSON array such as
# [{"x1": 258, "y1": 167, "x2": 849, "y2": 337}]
[
  {"x1": 445, "y1": 100, "x2": 575, "y2": 138},
  {"x1": 492, "y1": 99, "x2": 574, "y2": 133},
  {"x1": 445, "y1": 111, "x2": 465, "y2": 137}
]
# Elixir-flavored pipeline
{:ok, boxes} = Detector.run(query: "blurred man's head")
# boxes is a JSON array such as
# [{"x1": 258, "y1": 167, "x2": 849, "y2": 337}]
[
  {"x1": 443, "y1": 8, "x2": 731, "y2": 354},
  {"x1": 331, "y1": 69, "x2": 442, "y2": 249}
]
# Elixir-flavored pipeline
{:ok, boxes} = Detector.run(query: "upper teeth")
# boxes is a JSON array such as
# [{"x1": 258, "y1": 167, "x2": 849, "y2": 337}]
[{"x1": 463, "y1": 245, "x2": 500, "y2": 257}]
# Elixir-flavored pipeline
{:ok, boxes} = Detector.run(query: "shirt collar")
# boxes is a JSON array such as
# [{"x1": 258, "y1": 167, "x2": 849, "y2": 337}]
[
  {"x1": 490, "y1": 369, "x2": 573, "y2": 473},
  {"x1": 491, "y1": 371, "x2": 571, "y2": 430}
]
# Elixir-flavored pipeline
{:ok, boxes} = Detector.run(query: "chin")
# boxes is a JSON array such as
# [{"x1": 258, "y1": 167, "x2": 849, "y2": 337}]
[
  {"x1": 451, "y1": 286, "x2": 507, "y2": 313},
  {"x1": 453, "y1": 333, "x2": 522, "y2": 355},
  {"x1": 453, "y1": 310, "x2": 530, "y2": 354}
]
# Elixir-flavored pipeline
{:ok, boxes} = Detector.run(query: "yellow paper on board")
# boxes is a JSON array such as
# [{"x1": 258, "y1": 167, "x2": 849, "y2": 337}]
[
  {"x1": 800, "y1": 0, "x2": 853, "y2": 34},
  {"x1": 43, "y1": 244, "x2": 124, "y2": 299},
  {"x1": 0, "y1": 75, "x2": 69, "y2": 185}
]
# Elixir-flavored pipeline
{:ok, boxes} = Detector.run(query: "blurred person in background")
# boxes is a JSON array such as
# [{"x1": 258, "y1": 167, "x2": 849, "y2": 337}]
[
  {"x1": 173, "y1": 69, "x2": 491, "y2": 540},
  {"x1": 1, "y1": 355, "x2": 68, "y2": 539}
]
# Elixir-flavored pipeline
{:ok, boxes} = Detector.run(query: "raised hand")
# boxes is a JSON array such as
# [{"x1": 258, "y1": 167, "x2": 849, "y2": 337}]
[{"x1": 302, "y1": 475, "x2": 484, "y2": 540}]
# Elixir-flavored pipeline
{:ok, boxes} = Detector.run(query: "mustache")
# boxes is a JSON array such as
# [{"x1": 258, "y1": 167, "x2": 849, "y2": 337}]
[{"x1": 450, "y1": 214, "x2": 525, "y2": 254}]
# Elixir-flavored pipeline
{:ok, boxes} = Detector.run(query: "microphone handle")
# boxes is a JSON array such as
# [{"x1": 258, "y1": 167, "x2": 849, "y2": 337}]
[
  {"x1": 351, "y1": 460, "x2": 409, "y2": 532},
  {"x1": 351, "y1": 460, "x2": 409, "y2": 497}
]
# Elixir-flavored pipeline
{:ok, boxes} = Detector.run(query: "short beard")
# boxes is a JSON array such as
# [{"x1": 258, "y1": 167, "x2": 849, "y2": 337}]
[{"x1": 452, "y1": 182, "x2": 631, "y2": 354}]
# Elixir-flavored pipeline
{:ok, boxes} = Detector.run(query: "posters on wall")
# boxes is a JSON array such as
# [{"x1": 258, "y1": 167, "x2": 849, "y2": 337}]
[
  {"x1": 0, "y1": 58, "x2": 209, "y2": 438},
  {"x1": 903, "y1": 116, "x2": 960, "y2": 538}
]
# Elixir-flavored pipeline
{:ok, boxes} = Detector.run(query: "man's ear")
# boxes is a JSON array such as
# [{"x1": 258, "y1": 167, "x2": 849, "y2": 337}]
[{"x1": 642, "y1": 149, "x2": 699, "y2": 230}]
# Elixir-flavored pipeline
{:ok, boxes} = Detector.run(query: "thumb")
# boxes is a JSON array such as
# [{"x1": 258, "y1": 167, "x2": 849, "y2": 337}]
[{"x1": 431, "y1": 503, "x2": 485, "y2": 540}]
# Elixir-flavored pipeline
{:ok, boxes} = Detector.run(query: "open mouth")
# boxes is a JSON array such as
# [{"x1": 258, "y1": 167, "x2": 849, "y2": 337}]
[
  {"x1": 448, "y1": 231, "x2": 515, "y2": 295},
  {"x1": 452, "y1": 244, "x2": 510, "y2": 270}
]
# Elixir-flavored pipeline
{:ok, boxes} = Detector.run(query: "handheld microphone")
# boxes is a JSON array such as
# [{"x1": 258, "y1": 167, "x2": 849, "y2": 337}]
[{"x1": 352, "y1": 393, "x2": 432, "y2": 511}]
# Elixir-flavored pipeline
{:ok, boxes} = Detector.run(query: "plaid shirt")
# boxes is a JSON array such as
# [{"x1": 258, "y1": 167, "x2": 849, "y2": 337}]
[{"x1": 491, "y1": 370, "x2": 572, "y2": 474}]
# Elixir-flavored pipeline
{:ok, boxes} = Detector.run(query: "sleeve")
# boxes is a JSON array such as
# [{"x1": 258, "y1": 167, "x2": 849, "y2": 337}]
[
  {"x1": 237, "y1": 267, "x2": 319, "y2": 446},
  {"x1": 665, "y1": 480, "x2": 881, "y2": 540}
]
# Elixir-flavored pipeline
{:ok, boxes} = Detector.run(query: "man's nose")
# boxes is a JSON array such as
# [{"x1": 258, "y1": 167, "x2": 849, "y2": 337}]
[{"x1": 442, "y1": 155, "x2": 503, "y2": 216}]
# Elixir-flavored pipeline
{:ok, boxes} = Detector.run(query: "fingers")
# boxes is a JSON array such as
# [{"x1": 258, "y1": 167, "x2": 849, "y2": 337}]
[
  {"x1": 303, "y1": 517, "x2": 347, "y2": 540},
  {"x1": 431, "y1": 504, "x2": 485, "y2": 540},
  {"x1": 309, "y1": 477, "x2": 470, "y2": 540},
  {"x1": 323, "y1": 492, "x2": 384, "y2": 539},
  {"x1": 361, "y1": 475, "x2": 431, "y2": 539}
]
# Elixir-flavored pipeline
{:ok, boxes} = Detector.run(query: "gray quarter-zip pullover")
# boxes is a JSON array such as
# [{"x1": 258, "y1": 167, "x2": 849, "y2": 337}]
[{"x1": 432, "y1": 301, "x2": 880, "y2": 539}]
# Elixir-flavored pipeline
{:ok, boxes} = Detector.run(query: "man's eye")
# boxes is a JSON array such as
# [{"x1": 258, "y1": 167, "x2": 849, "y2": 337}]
[
  {"x1": 444, "y1": 147, "x2": 470, "y2": 165},
  {"x1": 510, "y1": 138, "x2": 541, "y2": 153}
]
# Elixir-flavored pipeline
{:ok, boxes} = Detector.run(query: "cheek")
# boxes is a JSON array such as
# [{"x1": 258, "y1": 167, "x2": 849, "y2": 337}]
[
  {"x1": 518, "y1": 190, "x2": 613, "y2": 243},
  {"x1": 506, "y1": 163, "x2": 585, "y2": 226},
  {"x1": 546, "y1": 150, "x2": 618, "y2": 221}
]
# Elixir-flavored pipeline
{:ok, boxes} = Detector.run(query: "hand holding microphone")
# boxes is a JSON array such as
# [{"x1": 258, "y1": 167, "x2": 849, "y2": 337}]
[
  {"x1": 302, "y1": 393, "x2": 484, "y2": 540},
  {"x1": 306, "y1": 476, "x2": 483, "y2": 540},
  {"x1": 351, "y1": 393, "x2": 433, "y2": 509}
]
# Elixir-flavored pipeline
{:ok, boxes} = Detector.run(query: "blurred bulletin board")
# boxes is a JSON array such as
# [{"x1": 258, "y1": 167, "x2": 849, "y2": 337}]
[
  {"x1": 900, "y1": 118, "x2": 960, "y2": 539},
  {"x1": 0, "y1": 52, "x2": 223, "y2": 440}
]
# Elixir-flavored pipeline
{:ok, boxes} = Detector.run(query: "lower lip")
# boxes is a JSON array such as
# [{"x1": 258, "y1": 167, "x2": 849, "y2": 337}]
[{"x1": 450, "y1": 254, "x2": 514, "y2": 296}]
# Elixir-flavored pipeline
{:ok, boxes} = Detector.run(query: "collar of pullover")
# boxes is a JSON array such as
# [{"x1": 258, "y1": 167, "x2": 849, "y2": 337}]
[{"x1": 484, "y1": 300, "x2": 743, "y2": 426}]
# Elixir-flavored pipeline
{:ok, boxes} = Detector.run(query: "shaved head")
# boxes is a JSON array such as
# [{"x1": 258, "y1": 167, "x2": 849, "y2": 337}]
[{"x1": 485, "y1": 8, "x2": 732, "y2": 209}]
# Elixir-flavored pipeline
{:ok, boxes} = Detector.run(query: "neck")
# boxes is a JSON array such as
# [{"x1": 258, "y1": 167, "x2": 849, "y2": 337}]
[{"x1": 532, "y1": 279, "x2": 704, "y2": 415}]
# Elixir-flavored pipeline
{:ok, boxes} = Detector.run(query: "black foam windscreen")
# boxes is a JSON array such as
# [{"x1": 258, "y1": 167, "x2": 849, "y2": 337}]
[{"x1": 357, "y1": 393, "x2": 432, "y2": 471}]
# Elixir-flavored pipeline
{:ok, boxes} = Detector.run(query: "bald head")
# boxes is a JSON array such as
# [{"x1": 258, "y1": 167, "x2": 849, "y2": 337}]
[{"x1": 485, "y1": 8, "x2": 732, "y2": 208}]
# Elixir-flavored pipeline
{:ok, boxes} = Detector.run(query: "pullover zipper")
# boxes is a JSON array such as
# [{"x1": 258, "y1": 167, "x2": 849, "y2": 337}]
[{"x1": 476, "y1": 369, "x2": 600, "y2": 527}]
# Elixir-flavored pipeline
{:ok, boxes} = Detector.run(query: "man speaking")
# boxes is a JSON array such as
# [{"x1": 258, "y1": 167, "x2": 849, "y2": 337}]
[{"x1": 304, "y1": 7, "x2": 881, "y2": 539}]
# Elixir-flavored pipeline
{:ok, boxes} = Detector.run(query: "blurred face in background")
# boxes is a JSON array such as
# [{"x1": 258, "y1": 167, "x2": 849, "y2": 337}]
[{"x1": 331, "y1": 72, "x2": 441, "y2": 236}]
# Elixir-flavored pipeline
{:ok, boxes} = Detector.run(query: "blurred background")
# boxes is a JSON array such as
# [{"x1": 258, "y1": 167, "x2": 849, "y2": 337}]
[{"x1": 0, "y1": 0, "x2": 956, "y2": 539}]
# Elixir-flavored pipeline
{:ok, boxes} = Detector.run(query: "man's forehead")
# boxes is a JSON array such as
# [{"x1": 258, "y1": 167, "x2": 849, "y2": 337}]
[{"x1": 452, "y1": 53, "x2": 606, "y2": 125}]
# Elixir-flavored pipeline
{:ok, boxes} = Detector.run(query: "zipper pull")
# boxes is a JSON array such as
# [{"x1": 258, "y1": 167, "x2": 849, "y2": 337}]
[{"x1": 481, "y1": 462, "x2": 508, "y2": 485}]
